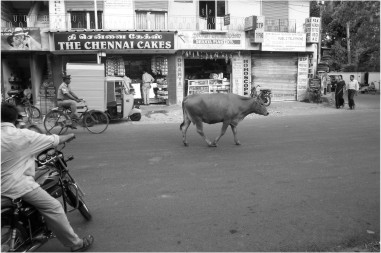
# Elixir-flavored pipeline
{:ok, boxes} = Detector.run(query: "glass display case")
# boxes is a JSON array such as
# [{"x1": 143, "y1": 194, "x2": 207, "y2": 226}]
[{"x1": 187, "y1": 79, "x2": 231, "y2": 96}]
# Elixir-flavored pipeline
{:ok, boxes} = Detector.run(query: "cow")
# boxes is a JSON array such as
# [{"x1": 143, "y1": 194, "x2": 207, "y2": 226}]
[{"x1": 180, "y1": 93, "x2": 269, "y2": 147}]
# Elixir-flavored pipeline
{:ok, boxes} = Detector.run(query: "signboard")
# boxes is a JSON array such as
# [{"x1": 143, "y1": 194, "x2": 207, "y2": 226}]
[
  {"x1": 176, "y1": 57, "x2": 184, "y2": 104},
  {"x1": 49, "y1": 0, "x2": 66, "y2": 30},
  {"x1": 54, "y1": 32, "x2": 175, "y2": 51},
  {"x1": 262, "y1": 32, "x2": 306, "y2": 51},
  {"x1": 305, "y1": 17, "x2": 320, "y2": 43},
  {"x1": 224, "y1": 14, "x2": 230, "y2": 26},
  {"x1": 232, "y1": 57, "x2": 243, "y2": 95},
  {"x1": 242, "y1": 57, "x2": 251, "y2": 96},
  {"x1": 177, "y1": 31, "x2": 244, "y2": 50},
  {"x1": 1, "y1": 27, "x2": 42, "y2": 51},
  {"x1": 297, "y1": 56, "x2": 309, "y2": 100}
]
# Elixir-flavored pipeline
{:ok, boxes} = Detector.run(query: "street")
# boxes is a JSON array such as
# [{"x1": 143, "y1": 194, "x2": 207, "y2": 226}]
[{"x1": 40, "y1": 95, "x2": 380, "y2": 252}]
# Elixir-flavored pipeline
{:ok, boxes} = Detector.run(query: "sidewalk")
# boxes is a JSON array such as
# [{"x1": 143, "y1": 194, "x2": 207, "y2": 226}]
[
  {"x1": 135, "y1": 93, "x2": 339, "y2": 125},
  {"x1": 34, "y1": 92, "x2": 379, "y2": 129}
]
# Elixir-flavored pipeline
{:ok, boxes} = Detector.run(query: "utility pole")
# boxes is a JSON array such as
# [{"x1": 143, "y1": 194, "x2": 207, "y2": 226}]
[{"x1": 346, "y1": 21, "x2": 351, "y2": 64}]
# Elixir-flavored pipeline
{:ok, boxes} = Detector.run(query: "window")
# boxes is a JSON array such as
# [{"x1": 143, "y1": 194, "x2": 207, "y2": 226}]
[
  {"x1": 70, "y1": 11, "x2": 102, "y2": 29},
  {"x1": 199, "y1": 0, "x2": 226, "y2": 30},
  {"x1": 136, "y1": 11, "x2": 166, "y2": 30}
]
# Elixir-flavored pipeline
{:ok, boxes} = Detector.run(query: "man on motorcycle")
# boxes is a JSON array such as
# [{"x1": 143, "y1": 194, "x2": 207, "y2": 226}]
[{"x1": 1, "y1": 103, "x2": 94, "y2": 252}]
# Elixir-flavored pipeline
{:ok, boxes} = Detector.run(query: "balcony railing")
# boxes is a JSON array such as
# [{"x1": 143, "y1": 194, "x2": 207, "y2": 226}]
[
  {"x1": 264, "y1": 18, "x2": 296, "y2": 33},
  {"x1": 2, "y1": 13, "x2": 299, "y2": 33},
  {"x1": 1, "y1": 14, "x2": 50, "y2": 28}
]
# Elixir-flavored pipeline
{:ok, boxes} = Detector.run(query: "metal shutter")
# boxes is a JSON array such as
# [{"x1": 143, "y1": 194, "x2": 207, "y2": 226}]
[
  {"x1": 65, "y1": 1, "x2": 104, "y2": 11},
  {"x1": 252, "y1": 52, "x2": 298, "y2": 101},
  {"x1": 262, "y1": 1, "x2": 288, "y2": 19},
  {"x1": 134, "y1": 0, "x2": 168, "y2": 11}
]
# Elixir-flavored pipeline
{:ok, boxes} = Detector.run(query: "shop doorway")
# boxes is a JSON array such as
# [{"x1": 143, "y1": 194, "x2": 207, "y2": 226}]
[
  {"x1": 2, "y1": 53, "x2": 31, "y2": 98},
  {"x1": 184, "y1": 58, "x2": 231, "y2": 97}
]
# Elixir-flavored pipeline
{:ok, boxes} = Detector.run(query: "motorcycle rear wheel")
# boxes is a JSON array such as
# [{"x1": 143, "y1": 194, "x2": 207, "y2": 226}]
[
  {"x1": 65, "y1": 187, "x2": 92, "y2": 221},
  {"x1": 261, "y1": 94, "x2": 271, "y2": 106},
  {"x1": 1, "y1": 223, "x2": 28, "y2": 252}
]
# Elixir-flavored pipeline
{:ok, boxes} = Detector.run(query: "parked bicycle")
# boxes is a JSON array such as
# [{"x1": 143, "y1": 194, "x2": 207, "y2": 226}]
[
  {"x1": 22, "y1": 98, "x2": 41, "y2": 124},
  {"x1": 44, "y1": 100, "x2": 109, "y2": 135}
]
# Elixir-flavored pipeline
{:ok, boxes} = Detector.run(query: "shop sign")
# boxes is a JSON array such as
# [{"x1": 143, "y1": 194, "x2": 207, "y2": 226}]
[
  {"x1": 232, "y1": 57, "x2": 243, "y2": 95},
  {"x1": 177, "y1": 31, "x2": 245, "y2": 50},
  {"x1": 243, "y1": 58, "x2": 251, "y2": 96},
  {"x1": 49, "y1": 0, "x2": 66, "y2": 30},
  {"x1": 176, "y1": 57, "x2": 184, "y2": 104},
  {"x1": 262, "y1": 32, "x2": 306, "y2": 52},
  {"x1": 224, "y1": 14, "x2": 230, "y2": 26},
  {"x1": 54, "y1": 32, "x2": 174, "y2": 51},
  {"x1": 297, "y1": 56, "x2": 309, "y2": 100},
  {"x1": 305, "y1": 17, "x2": 320, "y2": 43},
  {"x1": 1, "y1": 27, "x2": 42, "y2": 51}
]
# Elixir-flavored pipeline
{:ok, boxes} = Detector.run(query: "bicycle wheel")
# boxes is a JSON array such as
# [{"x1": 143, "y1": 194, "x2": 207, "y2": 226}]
[
  {"x1": 44, "y1": 110, "x2": 69, "y2": 135},
  {"x1": 83, "y1": 110, "x2": 109, "y2": 134},
  {"x1": 30, "y1": 106, "x2": 41, "y2": 119}
]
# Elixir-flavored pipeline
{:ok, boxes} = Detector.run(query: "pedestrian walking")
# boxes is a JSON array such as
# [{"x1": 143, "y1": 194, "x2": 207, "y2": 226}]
[
  {"x1": 347, "y1": 75, "x2": 359, "y2": 110},
  {"x1": 335, "y1": 75, "x2": 346, "y2": 109},
  {"x1": 321, "y1": 72, "x2": 328, "y2": 95},
  {"x1": 142, "y1": 70, "x2": 155, "y2": 105}
]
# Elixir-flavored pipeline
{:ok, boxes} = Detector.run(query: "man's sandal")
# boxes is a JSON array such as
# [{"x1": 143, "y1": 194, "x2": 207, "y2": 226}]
[{"x1": 71, "y1": 235, "x2": 94, "y2": 252}]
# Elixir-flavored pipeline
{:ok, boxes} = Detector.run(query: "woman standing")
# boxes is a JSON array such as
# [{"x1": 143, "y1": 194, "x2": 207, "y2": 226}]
[{"x1": 335, "y1": 75, "x2": 346, "y2": 109}]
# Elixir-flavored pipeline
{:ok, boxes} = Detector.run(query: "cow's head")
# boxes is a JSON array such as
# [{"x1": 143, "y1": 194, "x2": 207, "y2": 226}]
[{"x1": 251, "y1": 98, "x2": 269, "y2": 116}]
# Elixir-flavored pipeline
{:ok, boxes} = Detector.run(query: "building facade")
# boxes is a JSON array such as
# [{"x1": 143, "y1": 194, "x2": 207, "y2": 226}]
[{"x1": 1, "y1": 0, "x2": 318, "y2": 112}]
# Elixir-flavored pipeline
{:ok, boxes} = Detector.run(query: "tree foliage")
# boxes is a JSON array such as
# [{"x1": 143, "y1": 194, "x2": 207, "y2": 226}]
[{"x1": 319, "y1": 1, "x2": 380, "y2": 72}]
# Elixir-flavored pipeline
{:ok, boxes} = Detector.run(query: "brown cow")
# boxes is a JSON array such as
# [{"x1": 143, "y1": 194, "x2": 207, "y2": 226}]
[{"x1": 180, "y1": 93, "x2": 269, "y2": 147}]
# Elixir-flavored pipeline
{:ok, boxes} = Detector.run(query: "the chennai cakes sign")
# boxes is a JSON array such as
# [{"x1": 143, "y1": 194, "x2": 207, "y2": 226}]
[{"x1": 54, "y1": 32, "x2": 175, "y2": 51}]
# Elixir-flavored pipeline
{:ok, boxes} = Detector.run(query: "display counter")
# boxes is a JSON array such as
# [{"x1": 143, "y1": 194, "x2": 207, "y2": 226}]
[{"x1": 187, "y1": 79, "x2": 231, "y2": 96}]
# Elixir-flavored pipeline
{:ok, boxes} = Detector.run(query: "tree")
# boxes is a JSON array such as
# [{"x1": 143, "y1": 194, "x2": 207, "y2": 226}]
[{"x1": 319, "y1": 1, "x2": 380, "y2": 72}]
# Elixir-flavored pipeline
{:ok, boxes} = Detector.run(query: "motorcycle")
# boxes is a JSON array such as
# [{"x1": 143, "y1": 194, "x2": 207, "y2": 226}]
[
  {"x1": 1, "y1": 137, "x2": 91, "y2": 252},
  {"x1": 250, "y1": 85, "x2": 272, "y2": 106},
  {"x1": 308, "y1": 86, "x2": 322, "y2": 103}
]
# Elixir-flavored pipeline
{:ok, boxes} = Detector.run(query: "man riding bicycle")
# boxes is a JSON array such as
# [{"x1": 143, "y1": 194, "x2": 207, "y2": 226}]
[{"x1": 57, "y1": 75, "x2": 82, "y2": 129}]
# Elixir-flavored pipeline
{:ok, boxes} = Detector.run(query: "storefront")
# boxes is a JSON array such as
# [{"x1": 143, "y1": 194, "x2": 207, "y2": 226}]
[
  {"x1": 52, "y1": 31, "x2": 176, "y2": 105},
  {"x1": 249, "y1": 32, "x2": 314, "y2": 101},
  {"x1": 176, "y1": 31, "x2": 247, "y2": 104},
  {"x1": 1, "y1": 27, "x2": 49, "y2": 110}
]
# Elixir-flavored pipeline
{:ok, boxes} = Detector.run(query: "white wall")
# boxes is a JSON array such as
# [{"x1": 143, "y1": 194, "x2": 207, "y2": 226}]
[
  {"x1": 288, "y1": 0, "x2": 310, "y2": 33},
  {"x1": 368, "y1": 72, "x2": 380, "y2": 90},
  {"x1": 329, "y1": 72, "x2": 363, "y2": 84}
]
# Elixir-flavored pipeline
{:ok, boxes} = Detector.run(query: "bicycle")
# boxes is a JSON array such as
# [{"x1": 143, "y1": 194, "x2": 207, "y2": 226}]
[
  {"x1": 22, "y1": 98, "x2": 41, "y2": 124},
  {"x1": 43, "y1": 100, "x2": 109, "y2": 135}
]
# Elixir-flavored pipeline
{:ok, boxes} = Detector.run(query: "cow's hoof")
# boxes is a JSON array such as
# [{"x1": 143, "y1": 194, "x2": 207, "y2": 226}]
[
  {"x1": 209, "y1": 142, "x2": 217, "y2": 147},
  {"x1": 235, "y1": 141, "x2": 241, "y2": 145},
  {"x1": 183, "y1": 142, "x2": 189, "y2": 147}
]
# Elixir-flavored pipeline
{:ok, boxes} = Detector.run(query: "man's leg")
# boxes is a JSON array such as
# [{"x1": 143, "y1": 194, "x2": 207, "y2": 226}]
[{"x1": 22, "y1": 187, "x2": 83, "y2": 249}]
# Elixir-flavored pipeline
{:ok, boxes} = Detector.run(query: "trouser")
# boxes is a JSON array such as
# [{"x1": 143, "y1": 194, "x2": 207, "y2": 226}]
[
  {"x1": 57, "y1": 100, "x2": 78, "y2": 118},
  {"x1": 348, "y1": 89, "x2": 356, "y2": 108},
  {"x1": 22, "y1": 187, "x2": 82, "y2": 248},
  {"x1": 142, "y1": 83, "x2": 151, "y2": 105},
  {"x1": 335, "y1": 91, "x2": 344, "y2": 108}
]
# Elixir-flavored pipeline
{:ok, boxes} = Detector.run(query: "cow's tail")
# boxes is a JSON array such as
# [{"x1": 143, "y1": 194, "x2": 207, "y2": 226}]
[{"x1": 180, "y1": 99, "x2": 186, "y2": 131}]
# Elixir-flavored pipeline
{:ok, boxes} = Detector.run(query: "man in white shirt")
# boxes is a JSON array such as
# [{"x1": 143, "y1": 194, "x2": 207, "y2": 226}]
[
  {"x1": 1, "y1": 103, "x2": 94, "y2": 252},
  {"x1": 346, "y1": 75, "x2": 359, "y2": 110},
  {"x1": 142, "y1": 70, "x2": 155, "y2": 105}
]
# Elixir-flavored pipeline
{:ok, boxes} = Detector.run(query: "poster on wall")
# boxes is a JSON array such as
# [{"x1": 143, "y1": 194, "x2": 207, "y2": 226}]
[
  {"x1": 1, "y1": 27, "x2": 42, "y2": 51},
  {"x1": 49, "y1": 0, "x2": 66, "y2": 30}
]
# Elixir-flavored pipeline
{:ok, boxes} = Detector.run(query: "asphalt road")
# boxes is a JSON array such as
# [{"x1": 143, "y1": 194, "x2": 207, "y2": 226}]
[{"x1": 39, "y1": 94, "x2": 380, "y2": 252}]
